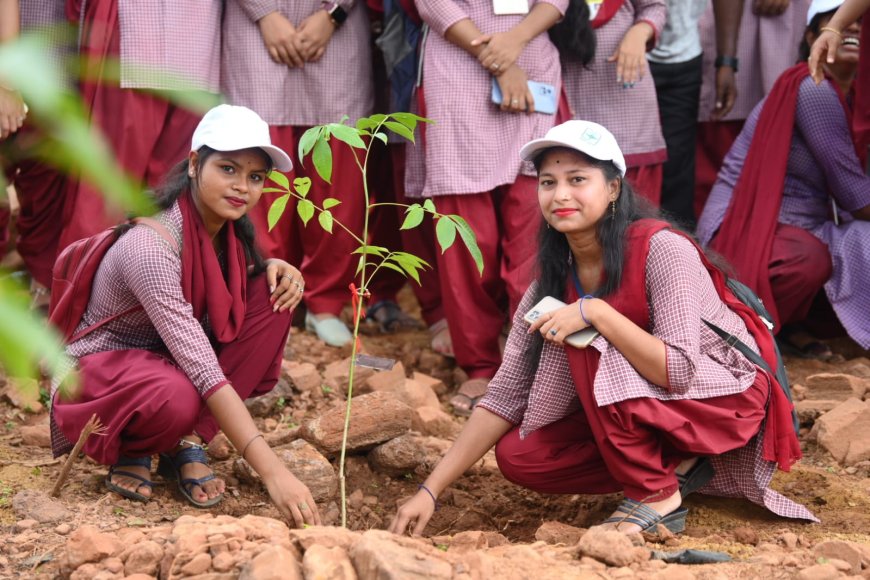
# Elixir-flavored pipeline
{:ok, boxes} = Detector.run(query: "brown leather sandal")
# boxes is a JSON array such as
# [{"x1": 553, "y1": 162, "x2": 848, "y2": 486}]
[{"x1": 449, "y1": 377, "x2": 490, "y2": 417}]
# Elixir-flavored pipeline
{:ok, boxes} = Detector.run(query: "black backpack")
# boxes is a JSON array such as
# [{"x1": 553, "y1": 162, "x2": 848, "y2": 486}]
[{"x1": 703, "y1": 278, "x2": 799, "y2": 432}]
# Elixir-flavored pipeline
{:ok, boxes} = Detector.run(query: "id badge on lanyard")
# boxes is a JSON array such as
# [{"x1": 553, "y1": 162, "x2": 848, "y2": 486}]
[
  {"x1": 586, "y1": 0, "x2": 603, "y2": 20},
  {"x1": 493, "y1": 0, "x2": 529, "y2": 15}
]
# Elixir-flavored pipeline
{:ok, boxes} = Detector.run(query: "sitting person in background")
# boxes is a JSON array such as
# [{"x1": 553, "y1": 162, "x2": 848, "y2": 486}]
[
  {"x1": 389, "y1": 120, "x2": 816, "y2": 538},
  {"x1": 51, "y1": 105, "x2": 321, "y2": 528},
  {"x1": 697, "y1": 0, "x2": 870, "y2": 358}
]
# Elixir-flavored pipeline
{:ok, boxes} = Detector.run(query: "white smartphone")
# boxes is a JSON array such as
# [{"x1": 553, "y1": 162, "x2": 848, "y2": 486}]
[{"x1": 523, "y1": 296, "x2": 600, "y2": 349}]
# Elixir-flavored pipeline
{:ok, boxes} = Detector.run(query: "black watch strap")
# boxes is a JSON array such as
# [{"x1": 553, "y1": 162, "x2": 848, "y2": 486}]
[
  {"x1": 325, "y1": 2, "x2": 348, "y2": 27},
  {"x1": 714, "y1": 55, "x2": 739, "y2": 72}
]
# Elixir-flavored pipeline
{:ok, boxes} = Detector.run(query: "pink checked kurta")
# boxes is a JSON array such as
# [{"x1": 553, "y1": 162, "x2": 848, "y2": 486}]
[
  {"x1": 405, "y1": 0, "x2": 568, "y2": 198},
  {"x1": 478, "y1": 230, "x2": 818, "y2": 522},
  {"x1": 697, "y1": 0, "x2": 812, "y2": 122},
  {"x1": 223, "y1": 0, "x2": 374, "y2": 126},
  {"x1": 562, "y1": 0, "x2": 667, "y2": 168}
]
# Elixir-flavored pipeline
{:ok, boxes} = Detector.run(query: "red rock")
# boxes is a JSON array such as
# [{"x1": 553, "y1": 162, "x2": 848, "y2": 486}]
[
  {"x1": 12, "y1": 490, "x2": 71, "y2": 523},
  {"x1": 239, "y1": 545, "x2": 303, "y2": 580},
  {"x1": 412, "y1": 406, "x2": 460, "y2": 438},
  {"x1": 65, "y1": 525, "x2": 124, "y2": 569},
  {"x1": 212, "y1": 551, "x2": 236, "y2": 572},
  {"x1": 124, "y1": 540, "x2": 164, "y2": 576},
  {"x1": 815, "y1": 540, "x2": 862, "y2": 574},
  {"x1": 237, "y1": 515, "x2": 294, "y2": 549},
  {"x1": 814, "y1": 398, "x2": 870, "y2": 465},
  {"x1": 290, "y1": 526, "x2": 359, "y2": 551},
  {"x1": 207, "y1": 432, "x2": 232, "y2": 460},
  {"x1": 302, "y1": 544, "x2": 357, "y2": 580},
  {"x1": 732, "y1": 526, "x2": 760, "y2": 545},
  {"x1": 350, "y1": 530, "x2": 452, "y2": 579},
  {"x1": 246, "y1": 378, "x2": 292, "y2": 417},
  {"x1": 323, "y1": 357, "x2": 375, "y2": 395},
  {"x1": 651, "y1": 566, "x2": 697, "y2": 580},
  {"x1": 806, "y1": 373, "x2": 869, "y2": 400},
  {"x1": 265, "y1": 423, "x2": 301, "y2": 447},
  {"x1": 795, "y1": 400, "x2": 841, "y2": 424},
  {"x1": 283, "y1": 360, "x2": 322, "y2": 392},
  {"x1": 20, "y1": 424, "x2": 51, "y2": 447},
  {"x1": 368, "y1": 434, "x2": 427, "y2": 476},
  {"x1": 361, "y1": 362, "x2": 406, "y2": 394},
  {"x1": 534, "y1": 521, "x2": 586, "y2": 545},
  {"x1": 577, "y1": 527, "x2": 639, "y2": 567},
  {"x1": 180, "y1": 552, "x2": 212, "y2": 576},
  {"x1": 14, "y1": 519, "x2": 37, "y2": 531},
  {"x1": 124, "y1": 574, "x2": 157, "y2": 580},
  {"x1": 275, "y1": 440, "x2": 338, "y2": 502},
  {"x1": 300, "y1": 391, "x2": 413, "y2": 454},
  {"x1": 397, "y1": 378, "x2": 441, "y2": 410},
  {"x1": 1, "y1": 378, "x2": 44, "y2": 413},
  {"x1": 446, "y1": 530, "x2": 509, "y2": 554},
  {"x1": 412, "y1": 372, "x2": 447, "y2": 396},
  {"x1": 103, "y1": 557, "x2": 124, "y2": 573},
  {"x1": 796, "y1": 564, "x2": 841, "y2": 580}
]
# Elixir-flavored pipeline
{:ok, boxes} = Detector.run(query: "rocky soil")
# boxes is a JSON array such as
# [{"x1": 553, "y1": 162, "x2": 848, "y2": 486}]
[{"x1": 1, "y1": 289, "x2": 870, "y2": 579}]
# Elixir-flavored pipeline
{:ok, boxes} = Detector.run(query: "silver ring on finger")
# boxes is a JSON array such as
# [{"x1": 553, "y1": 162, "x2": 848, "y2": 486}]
[
  {"x1": 282, "y1": 274, "x2": 294, "y2": 282},
  {"x1": 511, "y1": 99, "x2": 519, "y2": 105},
  {"x1": 491, "y1": 63, "x2": 500, "y2": 71},
  {"x1": 298, "y1": 502, "x2": 309, "y2": 511},
  {"x1": 549, "y1": 329, "x2": 558, "y2": 336}
]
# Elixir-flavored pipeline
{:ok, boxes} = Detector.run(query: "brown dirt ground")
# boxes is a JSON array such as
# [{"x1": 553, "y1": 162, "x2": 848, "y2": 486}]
[{"x1": 1, "y1": 286, "x2": 869, "y2": 578}]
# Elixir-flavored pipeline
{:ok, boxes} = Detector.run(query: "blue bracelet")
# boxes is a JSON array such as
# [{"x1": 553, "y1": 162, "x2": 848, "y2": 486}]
[
  {"x1": 579, "y1": 294, "x2": 594, "y2": 326},
  {"x1": 418, "y1": 484, "x2": 440, "y2": 511}
]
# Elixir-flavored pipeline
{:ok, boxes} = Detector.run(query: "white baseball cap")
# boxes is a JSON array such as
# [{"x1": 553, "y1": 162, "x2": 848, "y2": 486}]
[
  {"x1": 807, "y1": 0, "x2": 844, "y2": 25},
  {"x1": 191, "y1": 104, "x2": 293, "y2": 172},
  {"x1": 519, "y1": 120, "x2": 627, "y2": 177}
]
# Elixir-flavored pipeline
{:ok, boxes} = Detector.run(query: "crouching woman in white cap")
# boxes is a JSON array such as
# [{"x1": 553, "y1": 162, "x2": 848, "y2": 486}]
[
  {"x1": 51, "y1": 105, "x2": 322, "y2": 527},
  {"x1": 389, "y1": 120, "x2": 817, "y2": 537}
]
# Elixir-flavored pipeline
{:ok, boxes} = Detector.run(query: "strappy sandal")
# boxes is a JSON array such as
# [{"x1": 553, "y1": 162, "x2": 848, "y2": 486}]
[
  {"x1": 366, "y1": 300, "x2": 424, "y2": 333},
  {"x1": 429, "y1": 319, "x2": 454, "y2": 358},
  {"x1": 604, "y1": 497, "x2": 688, "y2": 534},
  {"x1": 157, "y1": 446, "x2": 223, "y2": 508},
  {"x1": 449, "y1": 377, "x2": 490, "y2": 417},
  {"x1": 105, "y1": 455, "x2": 153, "y2": 502},
  {"x1": 677, "y1": 457, "x2": 714, "y2": 498}
]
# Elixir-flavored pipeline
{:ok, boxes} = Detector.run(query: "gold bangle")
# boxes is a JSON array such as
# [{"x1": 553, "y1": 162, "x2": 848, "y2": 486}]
[
  {"x1": 240, "y1": 433, "x2": 264, "y2": 461},
  {"x1": 820, "y1": 26, "x2": 843, "y2": 38}
]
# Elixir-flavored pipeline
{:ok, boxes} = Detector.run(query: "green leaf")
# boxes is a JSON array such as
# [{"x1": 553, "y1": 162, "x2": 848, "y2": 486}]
[
  {"x1": 373, "y1": 132, "x2": 388, "y2": 145},
  {"x1": 261, "y1": 187, "x2": 285, "y2": 194},
  {"x1": 389, "y1": 254, "x2": 423, "y2": 285},
  {"x1": 400, "y1": 204, "x2": 424, "y2": 230},
  {"x1": 268, "y1": 170, "x2": 290, "y2": 190},
  {"x1": 268, "y1": 194, "x2": 291, "y2": 231},
  {"x1": 450, "y1": 215, "x2": 485, "y2": 276},
  {"x1": 297, "y1": 199, "x2": 315, "y2": 226},
  {"x1": 323, "y1": 197, "x2": 341, "y2": 209},
  {"x1": 298, "y1": 127, "x2": 320, "y2": 163},
  {"x1": 312, "y1": 138, "x2": 333, "y2": 184},
  {"x1": 435, "y1": 217, "x2": 457, "y2": 252},
  {"x1": 351, "y1": 245, "x2": 388, "y2": 257},
  {"x1": 328, "y1": 123, "x2": 366, "y2": 149},
  {"x1": 423, "y1": 198, "x2": 437, "y2": 213},
  {"x1": 379, "y1": 261, "x2": 408, "y2": 278},
  {"x1": 383, "y1": 121, "x2": 415, "y2": 144},
  {"x1": 393, "y1": 251, "x2": 429, "y2": 269},
  {"x1": 356, "y1": 117, "x2": 378, "y2": 131},
  {"x1": 355, "y1": 255, "x2": 365, "y2": 276},
  {"x1": 293, "y1": 177, "x2": 312, "y2": 198},
  {"x1": 391, "y1": 112, "x2": 432, "y2": 129},
  {"x1": 318, "y1": 209, "x2": 334, "y2": 233}
]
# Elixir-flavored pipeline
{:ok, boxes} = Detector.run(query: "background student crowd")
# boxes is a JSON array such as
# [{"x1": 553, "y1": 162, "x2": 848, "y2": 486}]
[{"x1": 0, "y1": 0, "x2": 867, "y2": 412}]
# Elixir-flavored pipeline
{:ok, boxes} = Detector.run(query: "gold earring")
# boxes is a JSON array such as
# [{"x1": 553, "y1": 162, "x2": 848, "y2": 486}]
[{"x1": 610, "y1": 200, "x2": 616, "y2": 216}]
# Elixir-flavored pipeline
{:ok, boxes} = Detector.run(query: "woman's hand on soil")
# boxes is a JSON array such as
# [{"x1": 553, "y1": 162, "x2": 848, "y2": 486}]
[
  {"x1": 472, "y1": 31, "x2": 527, "y2": 76},
  {"x1": 263, "y1": 467, "x2": 322, "y2": 528},
  {"x1": 257, "y1": 11, "x2": 306, "y2": 68},
  {"x1": 527, "y1": 300, "x2": 590, "y2": 344},
  {"x1": 266, "y1": 259, "x2": 304, "y2": 312},
  {"x1": 608, "y1": 22, "x2": 653, "y2": 86},
  {"x1": 496, "y1": 65, "x2": 534, "y2": 113},
  {"x1": 388, "y1": 490, "x2": 436, "y2": 537}
]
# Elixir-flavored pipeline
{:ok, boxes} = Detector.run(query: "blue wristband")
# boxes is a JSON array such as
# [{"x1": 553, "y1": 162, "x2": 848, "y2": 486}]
[{"x1": 579, "y1": 295, "x2": 594, "y2": 326}]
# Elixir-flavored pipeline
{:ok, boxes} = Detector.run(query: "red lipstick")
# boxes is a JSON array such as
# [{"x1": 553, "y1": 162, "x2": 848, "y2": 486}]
[
  {"x1": 553, "y1": 209, "x2": 577, "y2": 217},
  {"x1": 226, "y1": 196, "x2": 246, "y2": 208}
]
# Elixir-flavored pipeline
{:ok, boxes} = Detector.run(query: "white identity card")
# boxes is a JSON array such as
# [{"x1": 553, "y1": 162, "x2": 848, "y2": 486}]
[{"x1": 493, "y1": 0, "x2": 529, "y2": 15}]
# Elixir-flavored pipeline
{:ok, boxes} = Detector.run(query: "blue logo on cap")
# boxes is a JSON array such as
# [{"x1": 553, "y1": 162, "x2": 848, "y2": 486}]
[{"x1": 580, "y1": 127, "x2": 601, "y2": 145}]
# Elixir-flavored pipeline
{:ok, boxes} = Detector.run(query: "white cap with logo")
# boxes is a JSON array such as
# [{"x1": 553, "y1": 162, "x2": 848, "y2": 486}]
[
  {"x1": 191, "y1": 104, "x2": 293, "y2": 172},
  {"x1": 519, "y1": 120, "x2": 627, "y2": 177},
  {"x1": 806, "y1": 0, "x2": 844, "y2": 25}
]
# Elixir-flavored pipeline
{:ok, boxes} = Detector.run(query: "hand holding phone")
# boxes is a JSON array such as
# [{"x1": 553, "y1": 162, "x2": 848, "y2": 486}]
[
  {"x1": 524, "y1": 296, "x2": 600, "y2": 348},
  {"x1": 491, "y1": 78, "x2": 557, "y2": 115}
]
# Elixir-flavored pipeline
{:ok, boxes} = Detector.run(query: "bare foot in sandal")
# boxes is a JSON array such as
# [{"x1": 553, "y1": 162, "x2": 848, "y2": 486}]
[
  {"x1": 429, "y1": 319, "x2": 454, "y2": 358},
  {"x1": 449, "y1": 377, "x2": 490, "y2": 416}
]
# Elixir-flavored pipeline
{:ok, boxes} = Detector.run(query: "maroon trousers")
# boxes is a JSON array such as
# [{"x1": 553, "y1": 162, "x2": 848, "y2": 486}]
[
  {"x1": 52, "y1": 276, "x2": 292, "y2": 465},
  {"x1": 768, "y1": 223, "x2": 832, "y2": 327},
  {"x1": 693, "y1": 120, "x2": 743, "y2": 219},
  {"x1": 625, "y1": 163, "x2": 663, "y2": 207},
  {"x1": 495, "y1": 369, "x2": 770, "y2": 502},
  {"x1": 434, "y1": 178, "x2": 539, "y2": 379},
  {"x1": 59, "y1": 0, "x2": 201, "y2": 249}
]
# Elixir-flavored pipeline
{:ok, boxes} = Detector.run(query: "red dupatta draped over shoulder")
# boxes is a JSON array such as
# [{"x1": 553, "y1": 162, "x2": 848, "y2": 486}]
[
  {"x1": 565, "y1": 219, "x2": 801, "y2": 471},
  {"x1": 710, "y1": 63, "x2": 864, "y2": 331},
  {"x1": 178, "y1": 191, "x2": 248, "y2": 344},
  {"x1": 856, "y1": 18, "x2": 870, "y2": 153}
]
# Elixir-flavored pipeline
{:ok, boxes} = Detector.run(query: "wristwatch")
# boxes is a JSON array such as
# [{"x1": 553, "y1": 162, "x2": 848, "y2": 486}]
[
  {"x1": 322, "y1": 1, "x2": 348, "y2": 27},
  {"x1": 714, "y1": 55, "x2": 739, "y2": 72}
]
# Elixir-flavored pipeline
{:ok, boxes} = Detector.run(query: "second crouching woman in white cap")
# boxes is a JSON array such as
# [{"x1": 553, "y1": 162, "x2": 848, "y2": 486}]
[{"x1": 389, "y1": 120, "x2": 817, "y2": 537}]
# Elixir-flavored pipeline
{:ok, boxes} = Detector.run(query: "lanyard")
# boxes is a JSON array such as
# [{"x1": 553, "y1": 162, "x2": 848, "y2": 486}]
[{"x1": 570, "y1": 266, "x2": 586, "y2": 297}]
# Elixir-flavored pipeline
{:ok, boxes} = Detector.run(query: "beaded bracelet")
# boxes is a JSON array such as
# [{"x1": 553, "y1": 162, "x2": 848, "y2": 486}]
[
  {"x1": 418, "y1": 484, "x2": 440, "y2": 511},
  {"x1": 820, "y1": 26, "x2": 843, "y2": 38},
  {"x1": 578, "y1": 295, "x2": 594, "y2": 326}
]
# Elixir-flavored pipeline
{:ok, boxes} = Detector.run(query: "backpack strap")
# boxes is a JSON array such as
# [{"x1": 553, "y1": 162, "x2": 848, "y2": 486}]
[
  {"x1": 702, "y1": 319, "x2": 774, "y2": 376},
  {"x1": 68, "y1": 217, "x2": 180, "y2": 343}
]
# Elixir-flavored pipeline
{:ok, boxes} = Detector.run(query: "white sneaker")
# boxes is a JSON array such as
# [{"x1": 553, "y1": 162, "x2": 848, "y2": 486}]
[{"x1": 305, "y1": 312, "x2": 352, "y2": 347}]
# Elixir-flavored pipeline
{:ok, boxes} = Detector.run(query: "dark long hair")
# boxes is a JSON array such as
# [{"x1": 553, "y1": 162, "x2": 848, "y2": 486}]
[
  {"x1": 119, "y1": 145, "x2": 270, "y2": 277},
  {"x1": 548, "y1": 0, "x2": 596, "y2": 66},
  {"x1": 527, "y1": 148, "x2": 656, "y2": 367},
  {"x1": 798, "y1": 9, "x2": 839, "y2": 61}
]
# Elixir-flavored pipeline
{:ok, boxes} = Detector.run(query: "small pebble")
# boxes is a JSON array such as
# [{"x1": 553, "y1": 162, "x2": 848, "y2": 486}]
[{"x1": 54, "y1": 523, "x2": 72, "y2": 535}]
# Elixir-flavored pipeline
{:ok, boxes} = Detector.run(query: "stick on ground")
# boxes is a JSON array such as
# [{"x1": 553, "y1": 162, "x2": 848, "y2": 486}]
[{"x1": 50, "y1": 413, "x2": 105, "y2": 498}]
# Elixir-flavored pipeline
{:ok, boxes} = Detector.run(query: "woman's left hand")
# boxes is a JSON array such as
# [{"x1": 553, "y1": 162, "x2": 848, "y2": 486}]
[
  {"x1": 607, "y1": 22, "x2": 654, "y2": 86},
  {"x1": 527, "y1": 300, "x2": 591, "y2": 345},
  {"x1": 265, "y1": 259, "x2": 304, "y2": 312},
  {"x1": 471, "y1": 31, "x2": 527, "y2": 76}
]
